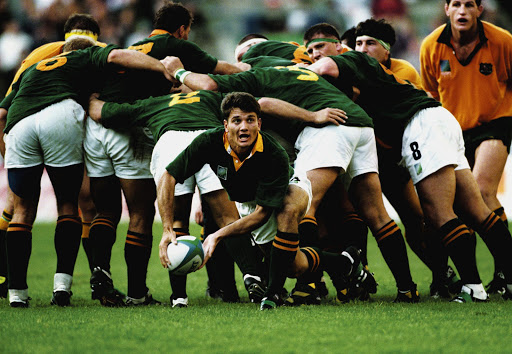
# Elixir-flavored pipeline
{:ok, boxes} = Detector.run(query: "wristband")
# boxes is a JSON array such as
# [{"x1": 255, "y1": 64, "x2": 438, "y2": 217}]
[
  {"x1": 179, "y1": 70, "x2": 192, "y2": 84},
  {"x1": 174, "y1": 68, "x2": 186, "y2": 80}
]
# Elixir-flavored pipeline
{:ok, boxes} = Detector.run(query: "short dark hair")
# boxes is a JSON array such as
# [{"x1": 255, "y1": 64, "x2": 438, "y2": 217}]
[
  {"x1": 64, "y1": 13, "x2": 100, "y2": 35},
  {"x1": 62, "y1": 37, "x2": 95, "y2": 52},
  {"x1": 355, "y1": 18, "x2": 396, "y2": 47},
  {"x1": 303, "y1": 23, "x2": 341, "y2": 45},
  {"x1": 341, "y1": 26, "x2": 356, "y2": 49},
  {"x1": 153, "y1": 1, "x2": 192, "y2": 33},
  {"x1": 446, "y1": 0, "x2": 481, "y2": 5},
  {"x1": 221, "y1": 92, "x2": 261, "y2": 120},
  {"x1": 237, "y1": 33, "x2": 269, "y2": 46}
]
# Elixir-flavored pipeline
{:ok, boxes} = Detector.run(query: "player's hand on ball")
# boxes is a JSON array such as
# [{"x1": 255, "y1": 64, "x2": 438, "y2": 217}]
[
  {"x1": 159, "y1": 229, "x2": 177, "y2": 268},
  {"x1": 198, "y1": 234, "x2": 219, "y2": 269}
]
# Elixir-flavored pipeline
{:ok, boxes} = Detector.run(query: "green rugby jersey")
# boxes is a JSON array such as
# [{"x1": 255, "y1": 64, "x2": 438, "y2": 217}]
[
  {"x1": 242, "y1": 40, "x2": 312, "y2": 65},
  {"x1": 329, "y1": 51, "x2": 441, "y2": 149},
  {"x1": 243, "y1": 56, "x2": 295, "y2": 69},
  {"x1": 209, "y1": 66, "x2": 373, "y2": 143},
  {"x1": 166, "y1": 126, "x2": 293, "y2": 208},
  {"x1": 4, "y1": 44, "x2": 117, "y2": 133},
  {"x1": 100, "y1": 31, "x2": 218, "y2": 103},
  {"x1": 101, "y1": 90, "x2": 225, "y2": 142}
]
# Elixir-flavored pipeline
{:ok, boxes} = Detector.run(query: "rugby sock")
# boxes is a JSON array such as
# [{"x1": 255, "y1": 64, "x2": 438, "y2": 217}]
[
  {"x1": 6, "y1": 223, "x2": 32, "y2": 289},
  {"x1": 81, "y1": 220, "x2": 94, "y2": 272},
  {"x1": 438, "y1": 218, "x2": 481, "y2": 284},
  {"x1": 223, "y1": 232, "x2": 265, "y2": 279},
  {"x1": 169, "y1": 228, "x2": 189, "y2": 299},
  {"x1": 374, "y1": 220, "x2": 414, "y2": 291},
  {"x1": 490, "y1": 207, "x2": 508, "y2": 280},
  {"x1": 341, "y1": 213, "x2": 369, "y2": 266},
  {"x1": 205, "y1": 237, "x2": 239, "y2": 302},
  {"x1": 404, "y1": 222, "x2": 447, "y2": 285},
  {"x1": 301, "y1": 246, "x2": 354, "y2": 276},
  {"x1": 0, "y1": 210, "x2": 12, "y2": 292},
  {"x1": 299, "y1": 215, "x2": 320, "y2": 247},
  {"x1": 89, "y1": 217, "x2": 117, "y2": 273},
  {"x1": 295, "y1": 216, "x2": 322, "y2": 287},
  {"x1": 477, "y1": 212, "x2": 512, "y2": 283},
  {"x1": 265, "y1": 231, "x2": 299, "y2": 296},
  {"x1": 494, "y1": 207, "x2": 508, "y2": 228},
  {"x1": 125, "y1": 230, "x2": 152, "y2": 299},
  {"x1": 54, "y1": 215, "x2": 82, "y2": 276}
]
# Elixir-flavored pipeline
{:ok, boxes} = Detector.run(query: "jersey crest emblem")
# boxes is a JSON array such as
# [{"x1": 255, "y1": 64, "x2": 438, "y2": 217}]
[
  {"x1": 440, "y1": 60, "x2": 451, "y2": 72},
  {"x1": 217, "y1": 166, "x2": 228, "y2": 180},
  {"x1": 479, "y1": 63, "x2": 493, "y2": 75}
]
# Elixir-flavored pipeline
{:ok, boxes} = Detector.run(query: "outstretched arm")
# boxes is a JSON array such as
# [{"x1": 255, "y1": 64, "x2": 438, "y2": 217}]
[
  {"x1": 157, "y1": 172, "x2": 179, "y2": 268},
  {"x1": 213, "y1": 60, "x2": 243, "y2": 74},
  {"x1": 107, "y1": 49, "x2": 177, "y2": 84},
  {"x1": 200, "y1": 205, "x2": 272, "y2": 267},
  {"x1": 307, "y1": 56, "x2": 340, "y2": 78},
  {"x1": 161, "y1": 56, "x2": 219, "y2": 91},
  {"x1": 258, "y1": 97, "x2": 347, "y2": 125}
]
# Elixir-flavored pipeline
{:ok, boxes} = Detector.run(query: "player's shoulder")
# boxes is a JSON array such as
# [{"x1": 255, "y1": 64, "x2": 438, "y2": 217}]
[
  {"x1": 25, "y1": 42, "x2": 66, "y2": 62},
  {"x1": 481, "y1": 21, "x2": 512, "y2": 41},
  {"x1": 421, "y1": 23, "x2": 447, "y2": 47},
  {"x1": 390, "y1": 58, "x2": 417, "y2": 72}
]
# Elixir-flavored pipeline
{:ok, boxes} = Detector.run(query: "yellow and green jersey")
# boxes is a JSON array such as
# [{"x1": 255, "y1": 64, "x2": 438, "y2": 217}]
[
  {"x1": 209, "y1": 65, "x2": 373, "y2": 143},
  {"x1": 166, "y1": 126, "x2": 293, "y2": 208},
  {"x1": 100, "y1": 90, "x2": 225, "y2": 142},
  {"x1": 329, "y1": 51, "x2": 440, "y2": 149},
  {"x1": 242, "y1": 40, "x2": 312, "y2": 65},
  {"x1": 388, "y1": 58, "x2": 422, "y2": 89},
  {"x1": 420, "y1": 20, "x2": 512, "y2": 131},
  {"x1": 5, "y1": 41, "x2": 108, "y2": 96},
  {"x1": 99, "y1": 30, "x2": 218, "y2": 103},
  {"x1": 2, "y1": 44, "x2": 117, "y2": 133}
]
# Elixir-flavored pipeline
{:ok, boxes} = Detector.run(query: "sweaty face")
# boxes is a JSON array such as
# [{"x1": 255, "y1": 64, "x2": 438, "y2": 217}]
[
  {"x1": 355, "y1": 35, "x2": 389, "y2": 64},
  {"x1": 224, "y1": 108, "x2": 261, "y2": 157},
  {"x1": 445, "y1": 0, "x2": 483, "y2": 34},
  {"x1": 306, "y1": 35, "x2": 341, "y2": 62}
]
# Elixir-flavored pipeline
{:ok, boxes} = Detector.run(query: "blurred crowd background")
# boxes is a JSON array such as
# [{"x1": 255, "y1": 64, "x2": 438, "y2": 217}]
[{"x1": 1, "y1": 0, "x2": 512, "y2": 97}]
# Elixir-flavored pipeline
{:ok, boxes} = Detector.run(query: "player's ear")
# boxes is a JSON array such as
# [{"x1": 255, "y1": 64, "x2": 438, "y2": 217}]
[{"x1": 224, "y1": 119, "x2": 228, "y2": 132}]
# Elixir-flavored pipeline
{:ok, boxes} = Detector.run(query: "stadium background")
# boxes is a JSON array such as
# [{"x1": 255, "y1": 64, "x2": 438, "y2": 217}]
[{"x1": 0, "y1": 0, "x2": 511, "y2": 221}]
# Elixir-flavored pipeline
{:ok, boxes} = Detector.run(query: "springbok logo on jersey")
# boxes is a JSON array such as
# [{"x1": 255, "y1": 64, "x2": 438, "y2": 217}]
[
  {"x1": 217, "y1": 165, "x2": 228, "y2": 180},
  {"x1": 479, "y1": 63, "x2": 493, "y2": 76}
]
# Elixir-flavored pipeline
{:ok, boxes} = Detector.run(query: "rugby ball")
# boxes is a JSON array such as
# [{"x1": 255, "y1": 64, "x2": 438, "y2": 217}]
[{"x1": 167, "y1": 235, "x2": 204, "y2": 275}]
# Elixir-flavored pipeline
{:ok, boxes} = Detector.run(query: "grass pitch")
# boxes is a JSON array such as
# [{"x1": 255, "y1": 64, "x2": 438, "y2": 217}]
[{"x1": 1, "y1": 222, "x2": 511, "y2": 353}]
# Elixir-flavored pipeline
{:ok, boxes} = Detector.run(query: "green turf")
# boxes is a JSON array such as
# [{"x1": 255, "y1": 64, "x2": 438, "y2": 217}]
[{"x1": 1, "y1": 222, "x2": 511, "y2": 353}]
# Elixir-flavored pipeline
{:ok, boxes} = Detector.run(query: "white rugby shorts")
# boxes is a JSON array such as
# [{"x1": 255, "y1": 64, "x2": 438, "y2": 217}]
[
  {"x1": 150, "y1": 129, "x2": 223, "y2": 196},
  {"x1": 4, "y1": 99, "x2": 84, "y2": 168},
  {"x1": 236, "y1": 170, "x2": 312, "y2": 244},
  {"x1": 400, "y1": 106, "x2": 470, "y2": 184},
  {"x1": 84, "y1": 118, "x2": 153, "y2": 179},
  {"x1": 294, "y1": 124, "x2": 378, "y2": 179}
]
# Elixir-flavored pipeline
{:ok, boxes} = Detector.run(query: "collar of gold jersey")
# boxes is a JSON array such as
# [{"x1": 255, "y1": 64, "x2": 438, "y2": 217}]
[
  {"x1": 223, "y1": 132, "x2": 264, "y2": 171},
  {"x1": 149, "y1": 29, "x2": 172, "y2": 37}
]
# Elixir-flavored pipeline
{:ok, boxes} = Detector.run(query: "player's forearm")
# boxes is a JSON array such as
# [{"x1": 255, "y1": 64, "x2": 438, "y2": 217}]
[
  {"x1": 259, "y1": 97, "x2": 316, "y2": 122},
  {"x1": 181, "y1": 72, "x2": 218, "y2": 91},
  {"x1": 213, "y1": 206, "x2": 271, "y2": 240},
  {"x1": 213, "y1": 60, "x2": 242, "y2": 74},
  {"x1": 157, "y1": 172, "x2": 177, "y2": 234},
  {"x1": 108, "y1": 49, "x2": 166, "y2": 74}
]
